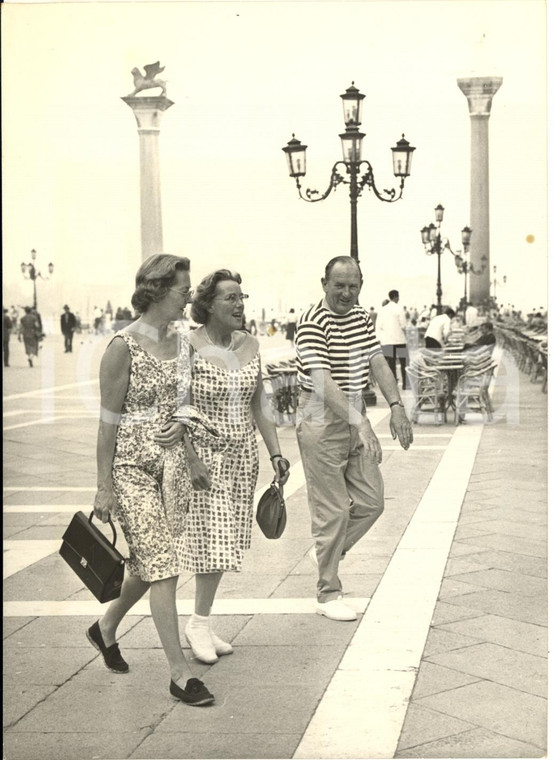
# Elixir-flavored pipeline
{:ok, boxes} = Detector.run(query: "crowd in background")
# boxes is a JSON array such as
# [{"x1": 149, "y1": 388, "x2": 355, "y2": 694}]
[{"x1": 2, "y1": 294, "x2": 548, "y2": 371}]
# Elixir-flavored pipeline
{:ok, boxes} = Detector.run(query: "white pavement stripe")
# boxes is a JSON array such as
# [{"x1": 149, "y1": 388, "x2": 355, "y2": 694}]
[
  {"x1": 4, "y1": 414, "x2": 96, "y2": 432},
  {"x1": 4, "y1": 505, "x2": 90, "y2": 513},
  {"x1": 4, "y1": 540, "x2": 62, "y2": 579},
  {"x1": 4, "y1": 395, "x2": 101, "y2": 401},
  {"x1": 3, "y1": 597, "x2": 371, "y2": 617},
  {"x1": 3, "y1": 379, "x2": 97, "y2": 401},
  {"x1": 4, "y1": 486, "x2": 97, "y2": 492},
  {"x1": 2, "y1": 464, "x2": 309, "y2": 577},
  {"x1": 4, "y1": 407, "x2": 99, "y2": 415},
  {"x1": 294, "y1": 422, "x2": 484, "y2": 760}
]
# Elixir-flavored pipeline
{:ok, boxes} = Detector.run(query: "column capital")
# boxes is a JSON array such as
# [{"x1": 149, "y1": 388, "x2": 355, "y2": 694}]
[
  {"x1": 121, "y1": 95, "x2": 174, "y2": 130},
  {"x1": 457, "y1": 76, "x2": 503, "y2": 116}
]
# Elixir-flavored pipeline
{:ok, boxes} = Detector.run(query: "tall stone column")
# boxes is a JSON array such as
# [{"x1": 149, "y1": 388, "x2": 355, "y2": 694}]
[
  {"x1": 457, "y1": 76, "x2": 502, "y2": 304},
  {"x1": 122, "y1": 95, "x2": 174, "y2": 261}
]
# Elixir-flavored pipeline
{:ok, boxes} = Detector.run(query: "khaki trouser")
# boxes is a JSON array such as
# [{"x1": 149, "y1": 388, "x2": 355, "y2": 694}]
[{"x1": 296, "y1": 390, "x2": 384, "y2": 603}]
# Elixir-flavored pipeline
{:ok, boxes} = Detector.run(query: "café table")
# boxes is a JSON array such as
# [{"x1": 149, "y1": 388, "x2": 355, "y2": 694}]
[{"x1": 434, "y1": 351, "x2": 465, "y2": 422}]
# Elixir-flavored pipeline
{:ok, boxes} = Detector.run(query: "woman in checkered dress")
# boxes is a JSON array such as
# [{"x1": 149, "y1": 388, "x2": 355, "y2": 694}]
[{"x1": 161, "y1": 270, "x2": 289, "y2": 665}]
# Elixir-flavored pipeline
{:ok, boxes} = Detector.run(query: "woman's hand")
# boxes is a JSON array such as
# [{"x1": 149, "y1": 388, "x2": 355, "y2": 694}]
[
  {"x1": 271, "y1": 456, "x2": 291, "y2": 486},
  {"x1": 155, "y1": 421, "x2": 186, "y2": 449},
  {"x1": 94, "y1": 484, "x2": 117, "y2": 524},
  {"x1": 189, "y1": 457, "x2": 212, "y2": 491}
]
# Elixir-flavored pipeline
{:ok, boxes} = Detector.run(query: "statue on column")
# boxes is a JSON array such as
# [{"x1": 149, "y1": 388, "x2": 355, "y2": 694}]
[{"x1": 127, "y1": 62, "x2": 168, "y2": 98}]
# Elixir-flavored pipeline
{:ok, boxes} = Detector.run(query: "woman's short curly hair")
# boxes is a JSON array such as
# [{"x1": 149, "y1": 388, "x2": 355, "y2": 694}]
[
  {"x1": 191, "y1": 269, "x2": 242, "y2": 325},
  {"x1": 131, "y1": 254, "x2": 190, "y2": 314}
]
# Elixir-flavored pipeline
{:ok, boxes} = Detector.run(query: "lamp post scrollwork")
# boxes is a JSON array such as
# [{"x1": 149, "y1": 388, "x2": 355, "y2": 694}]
[
  {"x1": 20, "y1": 249, "x2": 54, "y2": 310},
  {"x1": 282, "y1": 83, "x2": 416, "y2": 262}
]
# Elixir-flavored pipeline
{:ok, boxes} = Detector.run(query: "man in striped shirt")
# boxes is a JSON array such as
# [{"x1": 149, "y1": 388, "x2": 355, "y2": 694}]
[{"x1": 295, "y1": 256, "x2": 413, "y2": 621}]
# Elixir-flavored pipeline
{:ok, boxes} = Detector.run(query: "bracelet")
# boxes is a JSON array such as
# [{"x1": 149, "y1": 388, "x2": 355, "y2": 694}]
[
  {"x1": 390, "y1": 401, "x2": 404, "y2": 409},
  {"x1": 270, "y1": 454, "x2": 283, "y2": 460}
]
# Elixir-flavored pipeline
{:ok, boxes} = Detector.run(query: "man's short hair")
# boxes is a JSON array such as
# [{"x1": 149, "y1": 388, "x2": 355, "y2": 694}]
[
  {"x1": 482, "y1": 321, "x2": 493, "y2": 331},
  {"x1": 388, "y1": 289, "x2": 399, "y2": 300},
  {"x1": 324, "y1": 256, "x2": 363, "y2": 282}
]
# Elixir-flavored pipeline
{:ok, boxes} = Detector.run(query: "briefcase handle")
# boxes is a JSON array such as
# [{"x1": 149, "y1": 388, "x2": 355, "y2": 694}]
[{"x1": 88, "y1": 511, "x2": 118, "y2": 548}]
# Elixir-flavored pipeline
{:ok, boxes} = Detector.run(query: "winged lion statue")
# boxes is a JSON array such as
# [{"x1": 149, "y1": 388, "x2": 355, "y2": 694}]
[{"x1": 127, "y1": 62, "x2": 168, "y2": 97}]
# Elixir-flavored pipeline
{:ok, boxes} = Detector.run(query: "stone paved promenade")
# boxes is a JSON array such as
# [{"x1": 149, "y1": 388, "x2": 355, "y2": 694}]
[{"x1": 3, "y1": 330, "x2": 548, "y2": 759}]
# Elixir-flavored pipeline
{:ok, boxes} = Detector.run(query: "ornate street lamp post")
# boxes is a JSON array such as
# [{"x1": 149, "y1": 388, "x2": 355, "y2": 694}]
[
  {"x1": 282, "y1": 83, "x2": 415, "y2": 261},
  {"x1": 20, "y1": 249, "x2": 54, "y2": 310},
  {"x1": 420, "y1": 205, "x2": 471, "y2": 316},
  {"x1": 491, "y1": 265, "x2": 507, "y2": 300},
  {"x1": 453, "y1": 226, "x2": 487, "y2": 311}
]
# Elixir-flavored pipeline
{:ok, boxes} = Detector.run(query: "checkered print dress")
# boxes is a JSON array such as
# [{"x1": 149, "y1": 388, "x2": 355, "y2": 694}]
[{"x1": 177, "y1": 352, "x2": 260, "y2": 572}]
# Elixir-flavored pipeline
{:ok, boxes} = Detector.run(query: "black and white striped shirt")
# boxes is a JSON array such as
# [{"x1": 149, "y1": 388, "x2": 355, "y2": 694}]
[{"x1": 295, "y1": 300, "x2": 382, "y2": 395}]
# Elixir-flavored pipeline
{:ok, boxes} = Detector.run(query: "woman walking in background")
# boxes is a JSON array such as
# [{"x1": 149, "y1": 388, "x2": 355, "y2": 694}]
[
  {"x1": 157, "y1": 269, "x2": 289, "y2": 665},
  {"x1": 18, "y1": 306, "x2": 40, "y2": 367},
  {"x1": 90, "y1": 254, "x2": 216, "y2": 707}
]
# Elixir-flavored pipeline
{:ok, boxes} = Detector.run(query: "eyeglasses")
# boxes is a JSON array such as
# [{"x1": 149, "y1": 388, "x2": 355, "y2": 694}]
[
  {"x1": 214, "y1": 293, "x2": 249, "y2": 304},
  {"x1": 170, "y1": 287, "x2": 194, "y2": 298}
]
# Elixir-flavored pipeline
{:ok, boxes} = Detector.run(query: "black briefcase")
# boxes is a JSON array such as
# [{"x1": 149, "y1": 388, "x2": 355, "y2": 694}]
[{"x1": 59, "y1": 511, "x2": 125, "y2": 603}]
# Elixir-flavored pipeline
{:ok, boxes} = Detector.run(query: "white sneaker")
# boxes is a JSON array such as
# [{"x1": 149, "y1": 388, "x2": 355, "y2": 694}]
[
  {"x1": 210, "y1": 630, "x2": 233, "y2": 656},
  {"x1": 315, "y1": 598, "x2": 357, "y2": 621},
  {"x1": 308, "y1": 545, "x2": 318, "y2": 569},
  {"x1": 185, "y1": 622, "x2": 218, "y2": 664}
]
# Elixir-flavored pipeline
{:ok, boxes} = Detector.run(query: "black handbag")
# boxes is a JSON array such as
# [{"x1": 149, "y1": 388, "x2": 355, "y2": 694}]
[
  {"x1": 256, "y1": 480, "x2": 287, "y2": 539},
  {"x1": 59, "y1": 511, "x2": 125, "y2": 603}
]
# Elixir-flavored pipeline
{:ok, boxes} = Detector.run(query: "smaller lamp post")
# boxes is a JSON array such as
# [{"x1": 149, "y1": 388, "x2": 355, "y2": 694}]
[
  {"x1": 21, "y1": 249, "x2": 54, "y2": 310},
  {"x1": 420, "y1": 205, "x2": 471, "y2": 315},
  {"x1": 453, "y1": 227, "x2": 487, "y2": 312},
  {"x1": 491, "y1": 265, "x2": 507, "y2": 300}
]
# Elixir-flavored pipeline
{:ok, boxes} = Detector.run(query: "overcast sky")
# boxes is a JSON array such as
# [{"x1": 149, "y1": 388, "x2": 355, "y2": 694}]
[{"x1": 2, "y1": 0, "x2": 548, "y2": 325}]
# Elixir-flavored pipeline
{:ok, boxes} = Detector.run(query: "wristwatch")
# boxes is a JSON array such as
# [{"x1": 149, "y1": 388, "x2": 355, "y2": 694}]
[{"x1": 390, "y1": 401, "x2": 404, "y2": 409}]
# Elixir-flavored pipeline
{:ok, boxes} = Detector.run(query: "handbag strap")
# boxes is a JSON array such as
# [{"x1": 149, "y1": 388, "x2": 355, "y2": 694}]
[
  {"x1": 271, "y1": 478, "x2": 284, "y2": 500},
  {"x1": 88, "y1": 511, "x2": 117, "y2": 548}
]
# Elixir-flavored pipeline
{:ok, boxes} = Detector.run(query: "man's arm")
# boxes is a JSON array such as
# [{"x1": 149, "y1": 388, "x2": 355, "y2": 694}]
[
  {"x1": 369, "y1": 354, "x2": 413, "y2": 450},
  {"x1": 310, "y1": 369, "x2": 382, "y2": 463}
]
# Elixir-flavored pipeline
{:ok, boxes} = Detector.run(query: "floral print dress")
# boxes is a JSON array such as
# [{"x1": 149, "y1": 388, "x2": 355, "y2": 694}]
[{"x1": 111, "y1": 328, "x2": 194, "y2": 582}]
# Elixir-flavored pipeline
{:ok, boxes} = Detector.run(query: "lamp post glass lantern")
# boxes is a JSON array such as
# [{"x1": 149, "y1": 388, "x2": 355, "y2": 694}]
[
  {"x1": 282, "y1": 82, "x2": 415, "y2": 261},
  {"x1": 20, "y1": 249, "x2": 54, "y2": 310},
  {"x1": 420, "y1": 205, "x2": 472, "y2": 316}
]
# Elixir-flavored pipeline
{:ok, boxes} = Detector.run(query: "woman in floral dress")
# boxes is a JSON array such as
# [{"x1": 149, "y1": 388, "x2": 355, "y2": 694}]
[
  {"x1": 89, "y1": 254, "x2": 215, "y2": 707},
  {"x1": 158, "y1": 269, "x2": 290, "y2": 665}
]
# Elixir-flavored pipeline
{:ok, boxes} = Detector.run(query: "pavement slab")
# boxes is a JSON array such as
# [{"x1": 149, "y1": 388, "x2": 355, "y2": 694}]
[
  {"x1": 421, "y1": 627, "x2": 482, "y2": 656},
  {"x1": 395, "y1": 726, "x2": 545, "y2": 758},
  {"x1": 395, "y1": 703, "x2": 475, "y2": 751},
  {"x1": 443, "y1": 588, "x2": 547, "y2": 626},
  {"x1": 131, "y1": 732, "x2": 303, "y2": 759},
  {"x1": 414, "y1": 680, "x2": 547, "y2": 749},
  {"x1": 447, "y1": 567, "x2": 547, "y2": 597},
  {"x1": 3, "y1": 731, "x2": 151, "y2": 760},
  {"x1": 437, "y1": 613, "x2": 547, "y2": 657},
  {"x1": 410, "y1": 662, "x2": 480, "y2": 700},
  {"x1": 425, "y1": 641, "x2": 547, "y2": 697}
]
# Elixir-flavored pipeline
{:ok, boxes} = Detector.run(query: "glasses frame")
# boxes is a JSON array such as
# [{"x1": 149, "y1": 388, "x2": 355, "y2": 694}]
[
  {"x1": 213, "y1": 293, "x2": 249, "y2": 304},
  {"x1": 169, "y1": 287, "x2": 194, "y2": 298}
]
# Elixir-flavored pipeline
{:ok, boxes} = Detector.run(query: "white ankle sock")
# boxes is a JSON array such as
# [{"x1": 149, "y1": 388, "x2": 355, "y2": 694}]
[{"x1": 189, "y1": 613, "x2": 210, "y2": 628}]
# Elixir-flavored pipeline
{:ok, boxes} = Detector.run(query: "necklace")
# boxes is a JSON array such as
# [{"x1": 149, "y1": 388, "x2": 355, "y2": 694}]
[{"x1": 204, "y1": 326, "x2": 234, "y2": 351}]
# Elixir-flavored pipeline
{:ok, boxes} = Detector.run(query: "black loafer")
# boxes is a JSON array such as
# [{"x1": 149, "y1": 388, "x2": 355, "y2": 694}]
[
  {"x1": 86, "y1": 621, "x2": 129, "y2": 674},
  {"x1": 170, "y1": 677, "x2": 215, "y2": 706}
]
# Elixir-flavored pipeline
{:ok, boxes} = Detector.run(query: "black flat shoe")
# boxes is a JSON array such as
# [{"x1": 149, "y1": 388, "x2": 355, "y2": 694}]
[
  {"x1": 170, "y1": 678, "x2": 215, "y2": 706},
  {"x1": 86, "y1": 620, "x2": 129, "y2": 674}
]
